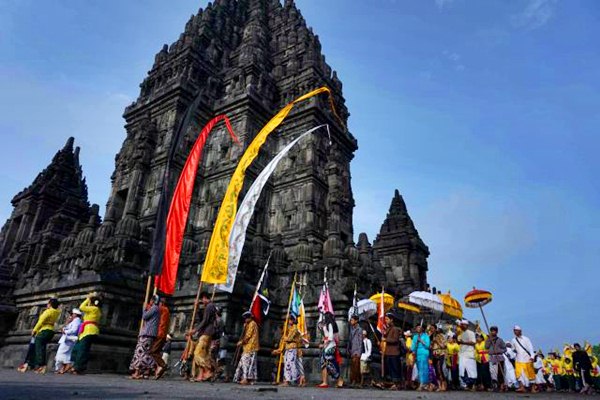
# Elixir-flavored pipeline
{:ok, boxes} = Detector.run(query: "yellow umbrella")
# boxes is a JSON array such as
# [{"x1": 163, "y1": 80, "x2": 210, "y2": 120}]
[
  {"x1": 437, "y1": 292, "x2": 463, "y2": 319},
  {"x1": 369, "y1": 292, "x2": 394, "y2": 312},
  {"x1": 397, "y1": 301, "x2": 421, "y2": 314}
]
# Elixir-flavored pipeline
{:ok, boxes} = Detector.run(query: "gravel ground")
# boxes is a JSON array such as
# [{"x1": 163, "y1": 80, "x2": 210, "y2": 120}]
[{"x1": 0, "y1": 369, "x2": 593, "y2": 400}]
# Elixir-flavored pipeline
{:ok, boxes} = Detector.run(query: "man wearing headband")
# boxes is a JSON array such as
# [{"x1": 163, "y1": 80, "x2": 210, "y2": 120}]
[
  {"x1": 510, "y1": 325, "x2": 538, "y2": 393},
  {"x1": 457, "y1": 320, "x2": 477, "y2": 390},
  {"x1": 234, "y1": 311, "x2": 259, "y2": 385},
  {"x1": 360, "y1": 329, "x2": 372, "y2": 387},
  {"x1": 55, "y1": 308, "x2": 82, "y2": 374},
  {"x1": 272, "y1": 315, "x2": 302, "y2": 386},
  {"x1": 485, "y1": 326, "x2": 507, "y2": 391},
  {"x1": 381, "y1": 312, "x2": 404, "y2": 390}
]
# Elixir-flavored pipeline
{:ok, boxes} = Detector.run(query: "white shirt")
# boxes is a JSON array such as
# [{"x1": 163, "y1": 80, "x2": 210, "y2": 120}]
[
  {"x1": 361, "y1": 338, "x2": 372, "y2": 361},
  {"x1": 511, "y1": 335, "x2": 534, "y2": 363},
  {"x1": 322, "y1": 323, "x2": 335, "y2": 343},
  {"x1": 458, "y1": 329, "x2": 476, "y2": 359}
]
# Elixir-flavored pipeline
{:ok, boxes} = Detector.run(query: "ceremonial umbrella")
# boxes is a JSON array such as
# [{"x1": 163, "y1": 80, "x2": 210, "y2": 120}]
[
  {"x1": 408, "y1": 291, "x2": 444, "y2": 313},
  {"x1": 348, "y1": 299, "x2": 378, "y2": 321},
  {"x1": 437, "y1": 292, "x2": 463, "y2": 319},
  {"x1": 396, "y1": 301, "x2": 421, "y2": 329},
  {"x1": 397, "y1": 301, "x2": 421, "y2": 314},
  {"x1": 369, "y1": 292, "x2": 394, "y2": 313},
  {"x1": 464, "y1": 287, "x2": 492, "y2": 332}
]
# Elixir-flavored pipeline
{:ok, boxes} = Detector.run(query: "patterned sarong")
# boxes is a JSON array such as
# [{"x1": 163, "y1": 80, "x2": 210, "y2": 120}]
[
  {"x1": 234, "y1": 352, "x2": 257, "y2": 382},
  {"x1": 284, "y1": 349, "x2": 300, "y2": 383},
  {"x1": 193, "y1": 335, "x2": 214, "y2": 379},
  {"x1": 129, "y1": 336, "x2": 156, "y2": 375},
  {"x1": 320, "y1": 345, "x2": 340, "y2": 379}
]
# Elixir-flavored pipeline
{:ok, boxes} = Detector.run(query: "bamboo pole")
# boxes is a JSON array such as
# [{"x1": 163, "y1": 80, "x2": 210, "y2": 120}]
[
  {"x1": 139, "y1": 275, "x2": 154, "y2": 332},
  {"x1": 181, "y1": 281, "x2": 204, "y2": 365},
  {"x1": 380, "y1": 286, "x2": 385, "y2": 379},
  {"x1": 276, "y1": 272, "x2": 297, "y2": 384},
  {"x1": 188, "y1": 281, "x2": 204, "y2": 332}
]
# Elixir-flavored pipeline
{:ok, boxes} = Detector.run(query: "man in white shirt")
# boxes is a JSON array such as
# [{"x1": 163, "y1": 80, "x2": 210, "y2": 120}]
[
  {"x1": 510, "y1": 325, "x2": 538, "y2": 393},
  {"x1": 360, "y1": 330, "x2": 372, "y2": 387},
  {"x1": 457, "y1": 320, "x2": 477, "y2": 390}
]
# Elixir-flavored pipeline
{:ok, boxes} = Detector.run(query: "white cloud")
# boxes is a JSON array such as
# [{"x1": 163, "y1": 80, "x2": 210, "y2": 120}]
[{"x1": 511, "y1": 0, "x2": 558, "y2": 30}]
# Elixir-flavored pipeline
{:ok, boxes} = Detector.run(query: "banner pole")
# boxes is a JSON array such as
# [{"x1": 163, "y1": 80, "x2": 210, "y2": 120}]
[
  {"x1": 276, "y1": 272, "x2": 297, "y2": 384},
  {"x1": 139, "y1": 275, "x2": 153, "y2": 332}
]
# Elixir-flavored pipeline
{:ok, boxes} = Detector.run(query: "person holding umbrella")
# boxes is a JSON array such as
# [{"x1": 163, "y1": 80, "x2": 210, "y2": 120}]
[{"x1": 485, "y1": 326, "x2": 507, "y2": 391}]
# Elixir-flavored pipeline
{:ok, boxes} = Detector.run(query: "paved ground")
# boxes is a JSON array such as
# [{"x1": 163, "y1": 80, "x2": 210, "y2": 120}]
[{"x1": 0, "y1": 370, "x2": 594, "y2": 400}]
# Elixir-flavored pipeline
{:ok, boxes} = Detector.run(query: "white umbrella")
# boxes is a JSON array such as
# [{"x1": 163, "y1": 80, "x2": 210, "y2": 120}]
[
  {"x1": 348, "y1": 299, "x2": 378, "y2": 320},
  {"x1": 408, "y1": 291, "x2": 444, "y2": 313}
]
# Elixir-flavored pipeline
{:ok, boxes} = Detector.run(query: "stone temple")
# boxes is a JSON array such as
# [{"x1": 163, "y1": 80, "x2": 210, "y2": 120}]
[{"x1": 0, "y1": 0, "x2": 429, "y2": 377}]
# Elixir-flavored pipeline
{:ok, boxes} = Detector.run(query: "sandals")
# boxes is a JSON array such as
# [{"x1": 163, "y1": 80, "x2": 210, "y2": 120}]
[{"x1": 316, "y1": 383, "x2": 329, "y2": 388}]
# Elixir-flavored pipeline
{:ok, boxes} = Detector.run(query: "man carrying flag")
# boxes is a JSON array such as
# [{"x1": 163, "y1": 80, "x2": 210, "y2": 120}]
[{"x1": 234, "y1": 311, "x2": 259, "y2": 385}]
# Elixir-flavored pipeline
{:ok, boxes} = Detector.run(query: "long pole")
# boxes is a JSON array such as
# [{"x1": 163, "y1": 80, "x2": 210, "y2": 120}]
[
  {"x1": 380, "y1": 287, "x2": 385, "y2": 379},
  {"x1": 139, "y1": 275, "x2": 153, "y2": 332},
  {"x1": 182, "y1": 280, "x2": 204, "y2": 362},
  {"x1": 249, "y1": 252, "x2": 271, "y2": 312},
  {"x1": 478, "y1": 305, "x2": 490, "y2": 333},
  {"x1": 232, "y1": 254, "x2": 271, "y2": 372},
  {"x1": 276, "y1": 272, "x2": 297, "y2": 384}
]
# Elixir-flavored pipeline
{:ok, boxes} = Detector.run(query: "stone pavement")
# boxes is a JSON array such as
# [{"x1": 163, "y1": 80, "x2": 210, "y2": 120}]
[{"x1": 0, "y1": 370, "x2": 589, "y2": 400}]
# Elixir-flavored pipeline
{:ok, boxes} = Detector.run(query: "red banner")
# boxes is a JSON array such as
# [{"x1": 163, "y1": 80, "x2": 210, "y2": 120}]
[{"x1": 155, "y1": 115, "x2": 239, "y2": 295}]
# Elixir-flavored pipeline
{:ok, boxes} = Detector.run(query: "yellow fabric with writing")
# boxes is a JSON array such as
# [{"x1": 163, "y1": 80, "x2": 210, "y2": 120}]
[{"x1": 201, "y1": 87, "x2": 340, "y2": 283}]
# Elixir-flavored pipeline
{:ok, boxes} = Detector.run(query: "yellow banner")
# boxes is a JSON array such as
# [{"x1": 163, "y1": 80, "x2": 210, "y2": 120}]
[{"x1": 201, "y1": 87, "x2": 340, "y2": 283}]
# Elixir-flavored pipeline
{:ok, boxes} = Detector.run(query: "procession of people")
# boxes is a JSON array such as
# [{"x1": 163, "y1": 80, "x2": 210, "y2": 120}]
[{"x1": 18, "y1": 289, "x2": 600, "y2": 396}]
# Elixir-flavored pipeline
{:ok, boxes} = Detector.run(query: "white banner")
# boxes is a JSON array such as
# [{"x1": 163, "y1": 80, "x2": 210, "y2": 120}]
[{"x1": 216, "y1": 125, "x2": 329, "y2": 292}]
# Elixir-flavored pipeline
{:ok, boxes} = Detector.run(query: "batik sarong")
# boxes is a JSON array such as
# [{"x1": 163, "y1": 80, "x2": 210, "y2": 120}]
[
  {"x1": 193, "y1": 335, "x2": 214, "y2": 379},
  {"x1": 234, "y1": 351, "x2": 257, "y2": 382},
  {"x1": 284, "y1": 348, "x2": 300, "y2": 383},
  {"x1": 129, "y1": 336, "x2": 156, "y2": 375},
  {"x1": 320, "y1": 345, "x2": 340, "y2": 379}
]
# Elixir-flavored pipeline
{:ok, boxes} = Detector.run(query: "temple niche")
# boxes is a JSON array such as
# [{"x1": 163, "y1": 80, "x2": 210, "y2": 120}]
[{"x1": 0, "y1": 0, "x2": 429, "y2": 378}]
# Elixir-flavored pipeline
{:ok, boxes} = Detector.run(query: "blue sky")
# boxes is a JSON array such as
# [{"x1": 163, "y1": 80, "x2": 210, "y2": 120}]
[{"x1": 1, "y1": 0, "x2": 598, "y2": 351}]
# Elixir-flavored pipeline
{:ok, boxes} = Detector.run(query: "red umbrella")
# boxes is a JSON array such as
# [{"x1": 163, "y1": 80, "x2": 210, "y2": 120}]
[{"x1": 464, "y1": 288, "x2": 493, "y2": 332}]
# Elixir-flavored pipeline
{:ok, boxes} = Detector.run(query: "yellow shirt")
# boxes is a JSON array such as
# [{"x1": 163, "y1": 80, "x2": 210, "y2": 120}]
[
  {"x1": 475, "y1": 341, "x2": 489, "y2": 363},
  {"x1": 32, "y1": 308, "x2": 60, "y2": 335},
  {"x1": 283, "y1": 325, "x2": 301, "y2": 350},
  {"x1": 79, "y1": 298, "x2": 101, "y2": 339},
  {"x1": 562, "y1": 358, "x2": 574, "y2": 376},
  {"x1": 241, "y1": 320, "x2": 259, "y2": 354},
  {"x1": 591, "y1": 357, "x2": 599, "y2": 377},
  {"x1": 550, "y1": 359, "x2": 562, "y2": 375},
  {"x1": 446, "y1": 342, "x2": 460, "y2": 367}
]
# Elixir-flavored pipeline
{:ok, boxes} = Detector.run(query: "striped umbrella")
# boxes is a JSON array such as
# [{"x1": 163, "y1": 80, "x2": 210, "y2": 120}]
[{"x1": 464, "y1": 287, "x2": 493, "y2": 332}]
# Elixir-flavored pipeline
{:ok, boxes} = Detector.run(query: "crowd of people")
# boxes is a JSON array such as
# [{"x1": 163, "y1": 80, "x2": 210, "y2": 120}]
[{"x1": 16, "y1": 294, "x2": 600, "y2": 395}]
